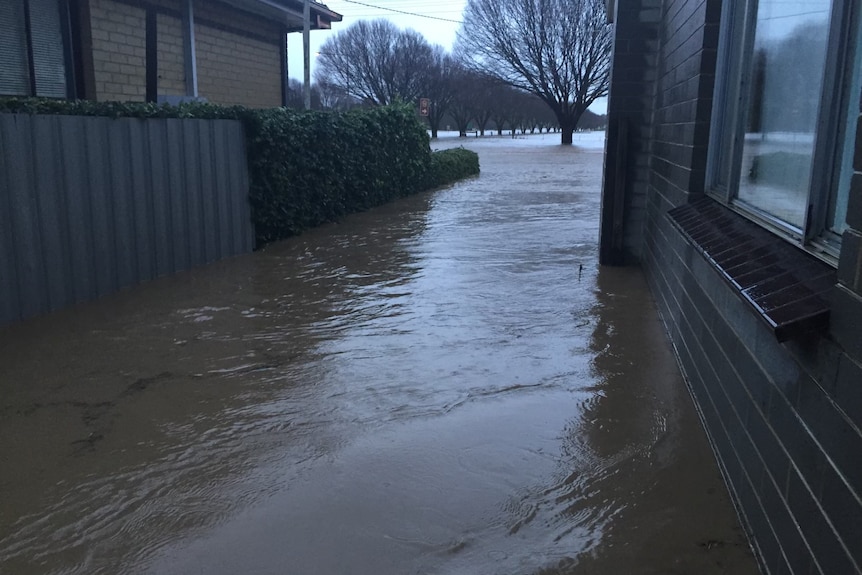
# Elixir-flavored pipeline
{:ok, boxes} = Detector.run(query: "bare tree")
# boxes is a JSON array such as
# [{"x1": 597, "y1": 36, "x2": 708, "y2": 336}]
[
  {"x1": 285, "y1": 78, "x2": 323, "y2": 109},
  {"x1": 449, "y1": 98, "x2": 474, "y2": 137},
  {"x1": 449, "y1": 67, "x2": 480, "y2": 137},
  {"x1": 422, "y1": 47, "x2": 460, "y2": 138},
  {"x1": 489, "y1": 85, "x2": 523, "y2": 136},
  {"x1": 490, "y1": 86, "x2": 514, "y2": 136},
  {"x1": 578, "y1": 109, "x2": 607, "y2": 131},
  {"x1": 468, "y1": 75, "x2": 498, "y2": 136},
  {"x1": 316, "y1": 79, "x2": 358, "y2": 110},
  {"x1": 456, "y1": 0, "x2": 612, "y2": 144},
  {"x1": 315, "y1": 19, "x2": 434, "y2": 106}
]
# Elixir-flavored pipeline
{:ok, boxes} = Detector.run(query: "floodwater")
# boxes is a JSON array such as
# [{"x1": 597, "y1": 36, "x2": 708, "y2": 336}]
[{"x1": 0, "y1": 133, "x2": 759, "y2": 575}]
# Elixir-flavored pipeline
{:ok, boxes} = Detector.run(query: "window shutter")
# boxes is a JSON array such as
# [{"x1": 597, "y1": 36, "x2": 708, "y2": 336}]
[
  {"x1": 29, "y1": 0, "x2": 68, "y2": 98},
  {"x1": 0, "y1": 0, "x2": 31, "y2": 96}
]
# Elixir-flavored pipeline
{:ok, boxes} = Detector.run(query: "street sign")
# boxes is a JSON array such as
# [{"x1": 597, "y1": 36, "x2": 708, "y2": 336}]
[{"x1": 419, "y1": 98, "x2": 430, "y2": 117}]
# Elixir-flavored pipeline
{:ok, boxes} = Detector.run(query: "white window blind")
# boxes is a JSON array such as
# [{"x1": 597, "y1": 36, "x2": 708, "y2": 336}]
[
  {"x1": 30, "y1": 0, "x2": 68, "y2": 98},
  {"x1": 0, "y1": 0, "x2": 69, "y2": 98},
  {"x1": 0, "y1": 0, "x2": 30, "y2": 96}
]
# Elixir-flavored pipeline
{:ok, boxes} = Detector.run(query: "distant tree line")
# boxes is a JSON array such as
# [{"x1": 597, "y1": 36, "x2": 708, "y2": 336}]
[{"x1": 300, "y1": 0, "x2": 610, "y2": 144}]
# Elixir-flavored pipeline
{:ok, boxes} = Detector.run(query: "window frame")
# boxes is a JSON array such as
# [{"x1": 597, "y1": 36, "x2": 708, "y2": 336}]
[{"x1": 706, "y1": 0, "x2": 859, "y2": 265}]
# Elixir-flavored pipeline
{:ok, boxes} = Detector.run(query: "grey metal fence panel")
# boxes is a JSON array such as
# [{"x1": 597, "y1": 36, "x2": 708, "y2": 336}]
[
  {"x1": 0, "y1": 117, "x2": 21, "y2": 324},
  {"x1": 147, "y1": 120, "x2": 173, "y2": 278},
  {"x1": 108, "y1": 118, "x2": 137, "y2": 290},
  {"x1": 59, "y1": 116, "x2": 95, "y2": 305},
  {"x1": 198, "y1": 121, "x2": 218, "y2": 264},
  {"x1": 183, "y1": 119, "x2": 205, "y2": 268},
  {"x1": 32, "y1": 116, "x2": 70, "y2": 312},
  {"x1": 87, "y1": 117, "x2": 117, "y2": 299},
  {"x1": 166, "y1": 119, "x2": 188, "y2": 274},
  {"x1": 0, "y1": 114, "x2": 252, "y2": 326},
  {"x1": 5, "y1": 115, "x2": 46, "y2": 320},
  {"x1": 213, "y1": 124, "x2": 232, "y2": 259}
]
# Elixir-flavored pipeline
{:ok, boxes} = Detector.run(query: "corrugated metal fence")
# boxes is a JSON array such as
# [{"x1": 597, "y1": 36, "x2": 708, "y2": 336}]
[{"x1": 0, "y1": 114, "x2": 254, "y2": 326}]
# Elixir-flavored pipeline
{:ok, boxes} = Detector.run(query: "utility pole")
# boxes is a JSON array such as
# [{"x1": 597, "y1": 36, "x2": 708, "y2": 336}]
[{"x1": 303, "y1": 0, "x2": 311, "y2": 110}]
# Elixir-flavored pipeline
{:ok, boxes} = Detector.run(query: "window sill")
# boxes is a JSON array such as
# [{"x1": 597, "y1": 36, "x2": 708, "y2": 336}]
[
  {"x1": 667, "y1": 197, "x2": 837, "y2": 342},
  {"x1": 704, "y1": 190, "x2": 841, "y2": 268}
]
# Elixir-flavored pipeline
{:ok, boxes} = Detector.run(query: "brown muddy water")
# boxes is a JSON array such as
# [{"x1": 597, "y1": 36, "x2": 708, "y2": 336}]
[{"x1": 0, "y1": 134, "x2": 759, "y2": 575}]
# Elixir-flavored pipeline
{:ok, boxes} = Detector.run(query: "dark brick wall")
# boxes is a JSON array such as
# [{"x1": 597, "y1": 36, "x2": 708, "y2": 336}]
[
  {"x1": 649, "y1": 0, "x2": 718, "y2": 206},
  {"x1": 599, "y1": 0, "x2": 661, "y2": 264},
  {"x1": 835, "y1": 109, "x2": 862, "y2": 359},
  {"x1": 600, "y1": 0, "x2": 862, "y2": 573}
]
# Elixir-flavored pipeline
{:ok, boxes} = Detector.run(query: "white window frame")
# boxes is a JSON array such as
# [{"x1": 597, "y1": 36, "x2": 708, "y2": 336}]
[{"x1": 706, "y1": 0, "x2": 860, "y2": 265}]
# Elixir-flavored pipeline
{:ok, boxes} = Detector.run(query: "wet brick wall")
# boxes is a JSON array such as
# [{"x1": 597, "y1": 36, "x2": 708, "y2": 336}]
[
  {"x1": 0, "y1": 114, "x2": 253, "y2": 327},
  {"x1": 89, "y1": 0, "x2": 283, "y2": 107},
  {"x1": 601, "y1": 0, "x2": 862, "y2": 573},
  {"x1": 599, "y1": 0, "x2": 661, "y2": 264}
]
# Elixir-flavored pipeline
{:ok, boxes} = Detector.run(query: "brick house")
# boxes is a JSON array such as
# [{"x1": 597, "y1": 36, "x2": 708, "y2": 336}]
[
  {"x1": 0, "y1": 0, "x2": 341, "y2": 107},
  {"x1": 600, "y1": 1, "x2": 861, "y2": 573}
]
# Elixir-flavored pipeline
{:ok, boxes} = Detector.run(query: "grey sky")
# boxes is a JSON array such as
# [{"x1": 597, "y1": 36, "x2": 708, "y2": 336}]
[{"x1": 286, "y1": 0, "x2": 612, "y2": 114}]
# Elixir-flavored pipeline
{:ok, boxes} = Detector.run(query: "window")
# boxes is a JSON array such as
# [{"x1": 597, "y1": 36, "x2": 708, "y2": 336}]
[
  {"x1": 707, "y1": 0, "x2": 860, "y2": 262},
  {"x1": 0, "y1": 0, "x2": 73, "y2": 98}
]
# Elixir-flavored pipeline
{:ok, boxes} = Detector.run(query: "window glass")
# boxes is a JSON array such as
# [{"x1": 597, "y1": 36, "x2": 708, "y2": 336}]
[
  {"x1": 735, "y1": 0, "x2": 832, "y2": 230},
  {"x1": 0, "y1": 0, "x2": 30, "y2": 96},
  {"x1": 709, "y1": 2, "x2": 746, "y2": 195},
  {"x1": 30, "y1": 0, "x2": 69, "y2": 98},
  {"x1": 831, "y1": 19, "x2": 862, "y2": 236}
]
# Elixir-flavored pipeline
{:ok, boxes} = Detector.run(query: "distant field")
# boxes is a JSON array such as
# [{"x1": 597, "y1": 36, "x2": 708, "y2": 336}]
[{"x1": 430, "y1": 130, "x2": 607, "y2": 150}]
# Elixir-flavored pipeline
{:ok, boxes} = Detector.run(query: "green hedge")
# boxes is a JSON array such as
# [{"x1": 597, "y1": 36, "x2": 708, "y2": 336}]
[
  {"x1": 0, "y1": 97, "x2": 242, "y2": 119},
  {"x1": 0, "y1": 98, "x2": 479, "y2": 247},
  {"x1": 427, "y1": 147, "x2": 480, "y2": 189},
  {"x1": 243, "y1": 105, "x2": 433, "y2": 244}
]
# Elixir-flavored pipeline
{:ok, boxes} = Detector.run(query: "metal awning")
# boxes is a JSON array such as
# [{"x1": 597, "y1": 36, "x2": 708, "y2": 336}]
[{"x1": 217, "y1": 0, "x2": 342, "y2": 30}]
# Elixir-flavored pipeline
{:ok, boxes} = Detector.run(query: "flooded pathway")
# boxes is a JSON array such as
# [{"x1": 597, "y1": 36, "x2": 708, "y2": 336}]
[{"x1": 0, "y1": 133, "x2": 759, "y2": 574}]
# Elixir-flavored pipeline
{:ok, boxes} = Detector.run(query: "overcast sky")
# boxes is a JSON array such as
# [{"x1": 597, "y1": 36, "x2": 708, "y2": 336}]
[
  {"x1": 286, "y1": 0, "x2": 466, "y2": 81},
  {"x1": 285, "y1": 0, "x2": 613, "y2": 114},
  {"x1": 285, "y1": 0, "x2": 835, "y2": 116}
]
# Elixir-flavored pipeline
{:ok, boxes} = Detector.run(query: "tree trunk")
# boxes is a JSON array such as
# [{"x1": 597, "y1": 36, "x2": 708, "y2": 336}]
[
  {"x1": 476, "y1": 113, "x2": 491, "y2": 136},
  {"x1": 559, "y1": 109, "x2": 584, "y2": 144},
  {"x1": 452, "y1": 110, "x2": 471, "y2": 137},
  {"x1": 427, "y1": 115, "x2": 440, "y2": 139},
  {"x1": 558, "y1": 111, "x2": 580, "y2": 144},
  {"x1": 477, "y1": 120, "x2": 487, "y2": 136}
]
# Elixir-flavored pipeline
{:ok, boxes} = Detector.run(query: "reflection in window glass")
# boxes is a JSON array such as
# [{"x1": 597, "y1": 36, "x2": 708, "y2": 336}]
[
  {"x1": 832, "y1": 17, "x2": 862, "y2": 236},
  {"x1": 736, "y1": 1, "x2": 832, "y2": 229},
  {"x1": 710, "y1": 2, "x2": 746, "y2": 195}
]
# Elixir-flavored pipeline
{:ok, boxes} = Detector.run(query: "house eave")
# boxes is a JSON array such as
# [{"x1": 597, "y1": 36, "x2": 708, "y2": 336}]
[{"x1": 217, "y1": 0, "x2": 342, "y2": 29}]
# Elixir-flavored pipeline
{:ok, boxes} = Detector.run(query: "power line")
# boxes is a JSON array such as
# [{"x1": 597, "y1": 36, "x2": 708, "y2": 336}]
[{"x1": 336, "y1": 0, "x2": 464, "y2": 23}]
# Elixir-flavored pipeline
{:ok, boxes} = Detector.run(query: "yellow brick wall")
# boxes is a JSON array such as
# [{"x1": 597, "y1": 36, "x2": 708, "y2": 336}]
[
  {"x1": 87, "y1": 0, "x2": 283, "y2": 107},
  {"x1": 89, "y1": 0, "x2": 147, "y2": 102},
  {"x1": 156, "y1": 12, "x2": 186, "y2": 96},
  {"x1": 194, "y1": 22, "x2": 282, "y2": 108}
]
